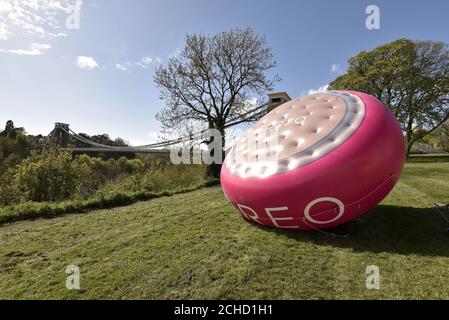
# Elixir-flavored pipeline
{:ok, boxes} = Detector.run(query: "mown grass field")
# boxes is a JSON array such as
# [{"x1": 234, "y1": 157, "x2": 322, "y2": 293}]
[{"x1": 0, "y1": 159, "x2": 448, "y2": 299}]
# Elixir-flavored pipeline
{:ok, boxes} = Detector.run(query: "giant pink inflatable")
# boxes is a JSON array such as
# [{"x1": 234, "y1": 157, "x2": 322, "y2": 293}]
[{"x1": 221, "y1": 91, "x2": 405, "y2": 230}]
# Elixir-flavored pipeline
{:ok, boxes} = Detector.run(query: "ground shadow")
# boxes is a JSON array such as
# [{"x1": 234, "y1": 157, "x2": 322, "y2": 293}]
[{"x1": 254, "y1": 205, "x2": 449, "y2": 257}]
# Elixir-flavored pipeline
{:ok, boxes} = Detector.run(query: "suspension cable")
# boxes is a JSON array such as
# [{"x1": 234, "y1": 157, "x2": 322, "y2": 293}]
[{"x1": 61, "y1": 102, "x2": 269, "y2": 151}]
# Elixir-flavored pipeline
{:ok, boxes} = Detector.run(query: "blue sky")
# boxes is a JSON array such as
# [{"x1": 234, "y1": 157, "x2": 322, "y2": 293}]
[{"x1": 0, "y1": 0, "x2": 448, "y2": 145}]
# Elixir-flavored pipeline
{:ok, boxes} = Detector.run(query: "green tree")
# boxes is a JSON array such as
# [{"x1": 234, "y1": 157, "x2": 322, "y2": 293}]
[
  {"x1": 0, "y1": 168, "x2": 20, "y2": 206},
  {"x1": 14, "y1": 148, "x2": 79, "y2": 202},
  {"x1": 4, "y1": 120, "x2": 14, "y2": 136},
  {"x1": 422, "y1": 120, "x2": 449, "y2": 151},
  {"x1": 329, "y1": 39, "x2": 449, "y2": 156},
  {"x1": 0, "y1": 131, "x2": 32, "y2": 173}
]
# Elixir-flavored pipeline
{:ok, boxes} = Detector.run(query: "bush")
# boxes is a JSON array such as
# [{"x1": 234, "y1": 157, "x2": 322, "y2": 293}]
[
  {"x1": 72, "y1": 154, "x2": 146, "y2": 198},
  {"x1": 14, "y1": 148, "x2": 78, "y2": 202},
  {"x1": 0, "y1": 168, "x2": 21, "y2": 206},
  {"x1": 96, "y1": 164, "x2": 206, "y2": 195},
  {"x1": 0, "y1": 178, "x2": 220, "y2": 225},
  {"x1": 0, "y1": 147, "x2": 216, "y2": 222}
]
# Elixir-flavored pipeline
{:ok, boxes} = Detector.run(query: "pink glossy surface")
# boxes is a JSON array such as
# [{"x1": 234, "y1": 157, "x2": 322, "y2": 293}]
[{"x1": 221, "y1": 91, "x2": 405, "y2": 230}]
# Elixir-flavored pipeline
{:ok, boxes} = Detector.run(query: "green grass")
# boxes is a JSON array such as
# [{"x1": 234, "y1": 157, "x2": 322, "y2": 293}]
[
  {"x1": 0, "y1": 161, "x2": 448, "y2": 299},
  {"x1": 0, "y1": 178, "x2": 218, "y2": 225}
]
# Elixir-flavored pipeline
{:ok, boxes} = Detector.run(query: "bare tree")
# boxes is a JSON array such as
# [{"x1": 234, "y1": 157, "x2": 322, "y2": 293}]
[{"x1": 154, "y1": 27, "x2": 279, "y2": 177}]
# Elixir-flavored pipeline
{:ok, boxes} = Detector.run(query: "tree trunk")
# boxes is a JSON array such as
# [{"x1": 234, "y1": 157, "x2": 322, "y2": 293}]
[
  {"x1": 405, "y1": 120, "x2": 414, "y2": 159},
  {"x1": 205, "y1": 125, "x2": 225, "y2": 179},
  {"x1": 406, "y1": 142, "x2": 413, "y2": 159},
  {"x1": 405, "y1": 143, "x2": 413, "y2": 160},
  {"x1": 206, "y1": 161, "x2": 221, "y2": 179}
]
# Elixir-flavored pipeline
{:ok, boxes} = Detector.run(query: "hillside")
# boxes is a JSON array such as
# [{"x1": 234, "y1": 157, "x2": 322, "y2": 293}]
[{"x1": 0, "y1": 161, "x2": 448, "y2": 299}]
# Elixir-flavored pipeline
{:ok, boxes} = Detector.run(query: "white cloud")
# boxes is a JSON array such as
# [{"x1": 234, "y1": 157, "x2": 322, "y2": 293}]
[
  {"x1": 136, "y1": 56, "x2": 160, "y2": 68},
  {"x1": 0, "y1": 0, "x2": 83, "y2": 42},
  {"x1": 0, "y1": 1, "x2": 13, "y2": 13},
  {"x1": 49, "y1": 31, "x2": 67, "y2": 38},
  {"x1": 307, "y1": 84, "x2": 329, "y2": 95},
  {"x1": 0, "y1": 42, "x2": 51, "y2": 55},
  {"x1": 116, "y1": 55, "x2": 162, "y2": 71},
  {"x1": 116, "y1": 63, "x2": 127, "y2": 71},
  {"x1": 76, "y1": 56, "x2": 98, "y2": 70},
  {"x1": 331, "y1": 64, "x2": 341, "y2": 73},
  {"x1": 141, "y1": 56, "x2": 153, "y2": 65},
  {"x1": 245, "y1": 97, "x2": 258, "y2": 107},
  {"x1": 0, "y1": 22, "x2": 8, "y2": 40},
  {"x1": 136, "y1": 62, "x2": 148, "y2": 69}
]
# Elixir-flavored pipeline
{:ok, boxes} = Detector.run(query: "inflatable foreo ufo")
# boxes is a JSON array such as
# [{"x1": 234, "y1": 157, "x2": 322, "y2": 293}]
[{"x1": 221, "y1": 91, "x2": 405, "y2": 230}]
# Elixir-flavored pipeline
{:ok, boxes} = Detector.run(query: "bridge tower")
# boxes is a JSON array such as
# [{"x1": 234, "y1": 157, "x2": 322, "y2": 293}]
[
  {"x1": 49, "y1": 122, "x2": 70, "y2": 148},
  {"x1": 267, "y1": 92, "x2": 291, "y2": 112}
]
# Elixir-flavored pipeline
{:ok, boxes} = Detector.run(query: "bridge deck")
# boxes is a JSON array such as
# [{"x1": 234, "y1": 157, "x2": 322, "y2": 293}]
[{"x1": 67, "y1": 148, "x2": 171, "y2": 154}]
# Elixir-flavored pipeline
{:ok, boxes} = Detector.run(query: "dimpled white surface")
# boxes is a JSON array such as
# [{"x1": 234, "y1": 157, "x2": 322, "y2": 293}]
[{"x1": 226, "y1": 91, "x2": 366, "y2": 178}]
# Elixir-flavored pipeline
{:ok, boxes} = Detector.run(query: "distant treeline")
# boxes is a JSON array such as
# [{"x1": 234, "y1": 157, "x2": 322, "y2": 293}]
[{"x1": 0, "y1": 120, "x2": 212, "y2": 223}]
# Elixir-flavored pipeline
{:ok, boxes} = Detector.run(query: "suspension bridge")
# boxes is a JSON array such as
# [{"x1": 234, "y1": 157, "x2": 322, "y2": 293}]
[{"x1": 47, "y1": 101, "x2": 271, "y2": 154}]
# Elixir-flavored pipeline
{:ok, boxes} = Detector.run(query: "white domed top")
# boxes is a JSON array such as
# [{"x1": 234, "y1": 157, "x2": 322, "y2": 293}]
[{"x1": 225, "y1": 91, "x2": 366, "y2": 178}]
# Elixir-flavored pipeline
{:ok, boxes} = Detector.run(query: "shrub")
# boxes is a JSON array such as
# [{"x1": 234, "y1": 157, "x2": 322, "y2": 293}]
[
  {"x1": 73, "y1": 154, "x2": 146, "y2": 198},
  {"x1": 0, "y1": 178, "x2": 220, "y2": 225},
  {"x1": 0, "y1": 146, "x2": 215, "y2": 223},
  {"x1": 96, "y1": 164, "x2": 207, "y2": 195},
  {"x1": 0, "y1": 168, "x2": 22, "y2": 206},
  {"x1": 14, "y1": 148, "x2": 78, "y2": 202}
]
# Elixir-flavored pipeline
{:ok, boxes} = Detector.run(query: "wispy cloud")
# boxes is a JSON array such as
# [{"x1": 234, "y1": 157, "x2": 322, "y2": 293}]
[
  {"x1": 307, "y1": 84, "x2": 330, "y2": 95},
  {"x1": 0, "y1": 21, "x2": 8, "y2": 40},
  {"x1": 0, "y1": 0, "x2": 80, "y2": 57},
  {"x1": 0, "y1": 1, "x2": 13, "y2": 13},
  {"x1": 116, "y1": 55, "x2": 162, "y2": 71},
  {"x1": 0, "y1": 0, "x2": 82, "y2": 41},
  {"x1": 331, "y1": 63, "x2": 342, "y2": 73},
  {"x1": 0, "y1": 42, "x2": 51, "y2": 55},
  {"x1": 116, "y1": 63, "x2": 127, "y2": 71},
  {"x1": 168, "y1": 47, "x2": 181, "y2": 59},
  {"x1": 76, "y1": 56, "x2": 98, "y2": 70}
]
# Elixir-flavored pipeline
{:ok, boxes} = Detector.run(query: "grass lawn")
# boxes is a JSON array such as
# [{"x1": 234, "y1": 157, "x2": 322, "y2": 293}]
[{"x1": 0, "y1": 159, "x2": 448, "y2": 299}]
